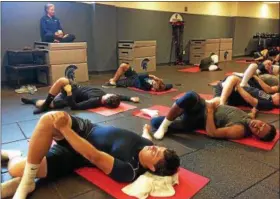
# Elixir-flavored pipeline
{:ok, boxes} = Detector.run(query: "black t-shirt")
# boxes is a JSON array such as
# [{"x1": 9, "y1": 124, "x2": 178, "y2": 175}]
[
  {"x1": 244, "y1": 87, "x2": 274, "y2": 110},
  {"x1": 71, "y1": 116, "x2": 153, "y2": 182},
  {"x1": 199, "y1": 57, "x2": 213, "y2": 70},
  {"x1": 137, "y1": 73, "x2": 153, "y2": 91}
]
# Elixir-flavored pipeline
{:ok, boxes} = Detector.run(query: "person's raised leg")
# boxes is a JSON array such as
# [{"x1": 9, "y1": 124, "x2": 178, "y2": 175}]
[
  {"x1": 220, "y1": 76, "x2": 241, "y2": 105},
  {"x1": 12, "y1": 111, "x2": 69, "y2": 199},
  {"x1": 240, "y1": 63, "x2": 258, "y2": 87},
  {"x1": 110, "y1": 63, "x2": 131, "y2": 85},
  {"x1": 153, "y1": 91, "x2": 200, "y2": 139},
  {"x1": 33, "y1": 77, "x2": 70, "y2": 114}
]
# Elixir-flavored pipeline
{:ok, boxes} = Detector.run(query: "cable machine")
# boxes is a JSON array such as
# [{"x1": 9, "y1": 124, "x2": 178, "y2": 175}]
[{"x1": 169, "y1": 13, "x2": 184, "y2": 66}]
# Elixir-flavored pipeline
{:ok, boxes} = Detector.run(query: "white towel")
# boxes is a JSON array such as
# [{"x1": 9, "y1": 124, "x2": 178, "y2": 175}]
[{"x1": 122, "y1": 172, "x2": 179, "y2": 199}]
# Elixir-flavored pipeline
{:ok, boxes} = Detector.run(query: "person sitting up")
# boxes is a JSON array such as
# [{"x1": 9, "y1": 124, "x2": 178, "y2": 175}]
[
  {"x1": 1, "y1": 111, "x2": 180, "y2": 199},
  {"x1": 102, "y1": 63, "x2": 173, "y2": 92},
  {"x1": 214, "y1": 75, "x2": 279, "y2": 118},
  {"x1": 40, "y1": 3, "x2": 75, "y2": 43},
  {"x1": 199, "y1": 54, "x2": 221, "y2": 71},
  {"x1": 239, "y1": 59, "x2": 279, "y2": 88},
  {"x1": 21, "y1": 77, "x2": 140, "y2": 114},
  {"x1": 148, "y1": 91, "x2": 276, "y2": 141}
]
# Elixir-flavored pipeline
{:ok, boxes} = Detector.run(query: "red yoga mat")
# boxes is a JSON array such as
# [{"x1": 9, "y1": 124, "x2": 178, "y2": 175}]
[
  {"x1": 128, "y1": 87, "x2": 178, "y2": 95},
  {"x1": 178, "y1": 66, "x2": 200, "y2": 73},
  {"x1": 76, "y1": 167, "x2": 210, "y2": 199},
  {"x1": 88, "y1": 103, "x2": 137, "y2": 116},
  {"x1": 132, "y1": 105, "x2": 171, "y2": 120},
  {"x1": 196, "y1": 129, "x2": 280, "y2": 151},
  {"x1": 236, "y1": 59, "x2": 255, "y2": 64},
  {"x1": 225, "y1": 72, "x2": 233, "y2": 76},
  {"x1": 172, "y1": 93, "x2": 213, "y2": 101}
]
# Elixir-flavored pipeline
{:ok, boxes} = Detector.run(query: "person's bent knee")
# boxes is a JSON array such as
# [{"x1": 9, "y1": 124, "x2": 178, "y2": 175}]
[
  {"x1": 8, "y1": 157, "x2": 25, "y2": 177},
  {"x1": 56, "y1": 77, "x2": 69, "y2": 86},
  {"x1": 248, "y1": 63, "x2": 258, "y2": 70},
  {"x1": 120, "y1": 63, "x2": 130, "y2": 70}
]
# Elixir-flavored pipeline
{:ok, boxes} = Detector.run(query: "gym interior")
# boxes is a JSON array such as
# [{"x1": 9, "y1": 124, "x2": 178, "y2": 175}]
[{"x1": 1, "y1": 1, "x2": 280, "y2": 199}]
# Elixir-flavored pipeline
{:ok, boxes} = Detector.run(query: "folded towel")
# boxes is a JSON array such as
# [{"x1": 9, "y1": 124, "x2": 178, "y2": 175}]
[{"x1": 122, "y1": 172, "x2": 179, "y2": 199}]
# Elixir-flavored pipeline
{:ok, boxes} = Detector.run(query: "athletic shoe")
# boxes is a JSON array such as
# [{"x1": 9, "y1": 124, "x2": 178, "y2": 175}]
[
  {"x1": 15, "y1": 86, "x2": 29, "y2": 94},
  {"x1": 27, "y1": 85, "x2": 37, "y2": 95},
  {"x1": 102, "y1": 82, "x2": 116, "y2": 88}
]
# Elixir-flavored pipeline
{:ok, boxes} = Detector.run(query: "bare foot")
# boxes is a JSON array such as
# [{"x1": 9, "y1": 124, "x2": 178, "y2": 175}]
[{"x1": 142, "y1": 124, "x2": 153, "y2": 141}]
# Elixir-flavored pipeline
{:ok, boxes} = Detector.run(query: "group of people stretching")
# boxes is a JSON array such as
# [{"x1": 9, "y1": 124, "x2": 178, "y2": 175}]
[{"x1": 2, "y1": 57, "x2": 279, "y2": 199}]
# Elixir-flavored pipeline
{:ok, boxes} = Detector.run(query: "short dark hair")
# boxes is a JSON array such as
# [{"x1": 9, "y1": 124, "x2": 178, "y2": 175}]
[
  {"x1": 260, "y1": 124, "x2": 277, "y2": 142},
  {"x1": 152, "y1": 149, "x2": 180, "y2": 176},
  {"x1": 104, "y1": 95, "x2": 120, "y2": 109}
]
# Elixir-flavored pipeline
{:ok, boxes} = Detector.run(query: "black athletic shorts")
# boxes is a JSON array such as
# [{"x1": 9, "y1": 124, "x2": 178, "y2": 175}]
[
  {"x1": 213, "y1": 82, "x2": 247, "y2": 106},
  {"x1": 45, "y1": 116, "x2": 94, "y2": 180},
  {"x1": 116, "y1": 67, "x2": 140, "y2": 88}
]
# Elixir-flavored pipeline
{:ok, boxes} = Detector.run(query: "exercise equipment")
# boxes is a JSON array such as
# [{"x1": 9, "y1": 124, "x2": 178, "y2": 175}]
[
  {"x1": 88, "y1": 103, "x2": 137, "y2": 116},
  {"x1": 169, "y1": 13, "x2": 185, "y2": 66}
]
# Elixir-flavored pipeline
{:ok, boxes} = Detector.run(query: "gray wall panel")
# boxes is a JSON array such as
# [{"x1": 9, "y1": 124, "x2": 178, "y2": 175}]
[
  {"x1": 117, "y1": 8, "x2": 233, "y2": 63},
  {"x1": 92, "y1": 4, "x2": 117, "y2": 71}
]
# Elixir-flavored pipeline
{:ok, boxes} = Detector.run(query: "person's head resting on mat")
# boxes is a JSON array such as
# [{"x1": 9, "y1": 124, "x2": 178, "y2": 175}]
[
  {"x1": 139, "y1": 146, "x2": 180, "y2": 176},
  {"x1": 101, "y1": 94, "x2": 121, "y2": 109},
  {"x1": 152, "y1": 81, "x2": 173, "y2": 92},
  {"x1": 45, "y1": 3, "x2": 55, "y2": 17},
  {"x1": 249, "y1": 120, "x2": 277, "y2": 142}
]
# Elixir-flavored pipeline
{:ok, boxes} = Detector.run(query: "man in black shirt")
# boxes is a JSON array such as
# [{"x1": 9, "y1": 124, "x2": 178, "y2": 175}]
[
  {"x1": 21, "y1": 77, "x2": 139, "y2": 114},
  {"x1": 40, "y1": 3, "x2": 75, "y2": 43},
  {"x1": 5, "y1": 111, "x2": 180, "y2": 198},
  {"x1": 102, "y1": 63, "x2": 173, "y2": 92},
  {"x1": 214, "y1": 75, "x2": 279, "y2": 118}
]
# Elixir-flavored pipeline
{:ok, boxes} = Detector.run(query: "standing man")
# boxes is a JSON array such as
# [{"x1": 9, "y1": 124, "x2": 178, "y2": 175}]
[{"x1": 40, "y1": 3, "x2": 75, "y2": 43}]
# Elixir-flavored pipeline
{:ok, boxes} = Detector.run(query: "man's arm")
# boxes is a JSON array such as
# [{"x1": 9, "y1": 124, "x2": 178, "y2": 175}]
[
  {"x1": 148, "y1": 74, "x2": 162, "y2": 82},
  {"x1": 53, "y1": 112, "x2": 114, "y2": 174},
  {"x1": 118, "y1": 95, "x2": 140, "y2": 103},
  {"x1": 235, "y1": 85, "x2": 258, "y2": 107},
  {"x1": 40, "y1": 18, "x2": 53, "y2": 37},
  {"x1": 206, "y1": 103, "x2": 245, "y2": 139},
  {"x1": 253, "y1": 75, "x2": 277, "y2": 93},
  {"x1": 57, "y1": 18, "x2": 63, "y2": 32}
]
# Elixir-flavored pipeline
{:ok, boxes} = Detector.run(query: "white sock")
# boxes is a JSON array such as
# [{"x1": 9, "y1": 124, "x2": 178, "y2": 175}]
[
  {"x1": 109, "y1": 79, "x2": 116, "y2": 85},
  {"x1": 209, "y1": 65, "x2": 218, "y2": 71},
  {"x1": 141, "y1": 109, "x2": 159, "y2": 118},
  {"x1": 13, "y1": 162, "x2": 38, "y2": 199},
  {"x1": 1, "y1": 177, "x2": 22, "y2": 199},
  {"x1": 1, "y1": 150, "x2": 22, "y2": 161},
  {"x1": 240, "y1": 64, "x2": 258, "y2": 87},
  {"x1": 153, "y1": 118, "x2": 173, "y2": 140}
]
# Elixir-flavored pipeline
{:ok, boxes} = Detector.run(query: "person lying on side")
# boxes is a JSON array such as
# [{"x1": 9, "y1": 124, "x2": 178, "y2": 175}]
[
  {"x1": 214, "y1": 75, "x2": 279, "y2": 118},
  {"x1": 102, "y1": 63, "x2": 173, "y2": 92},
  {"x1": 148, "y1": 91, "x2": 276, "y2": 141}
]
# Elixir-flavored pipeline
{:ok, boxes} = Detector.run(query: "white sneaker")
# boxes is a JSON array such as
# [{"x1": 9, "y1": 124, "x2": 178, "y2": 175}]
[
  {"x1": 27, "y1": 85, "x2": 37, "y2": 94},
  {"x1": 15, "y1": 86, "x2": 29, "y2": 94}
]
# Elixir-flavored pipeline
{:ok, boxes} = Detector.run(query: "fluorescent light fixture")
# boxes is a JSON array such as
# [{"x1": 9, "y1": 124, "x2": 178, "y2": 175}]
[{"x1": 265, "y1": 2, "x2": 279, "y2": 4}]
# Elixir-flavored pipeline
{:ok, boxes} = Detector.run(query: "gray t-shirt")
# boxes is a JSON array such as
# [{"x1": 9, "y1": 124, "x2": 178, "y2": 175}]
[
  {"x1": 259, "y1": 74, "x2": 279, "y2": 86},
  {"x1": 213, "y1": 105, "x2": 251, "y2": 137}
]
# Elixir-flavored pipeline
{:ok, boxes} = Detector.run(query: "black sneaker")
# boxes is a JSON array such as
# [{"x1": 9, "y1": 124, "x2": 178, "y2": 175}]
[{"x1": 102, "y1": 82, "x2": 116, "y2": 88}]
